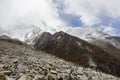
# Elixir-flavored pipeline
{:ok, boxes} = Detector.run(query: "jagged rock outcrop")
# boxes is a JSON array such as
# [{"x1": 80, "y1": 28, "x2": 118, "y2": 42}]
[
  {"x1": 34, "y1": 31, "x2": 120, "y2": 77},
  {"x1": 0, "y1": 35, "x2": 120, "y2": 80}
]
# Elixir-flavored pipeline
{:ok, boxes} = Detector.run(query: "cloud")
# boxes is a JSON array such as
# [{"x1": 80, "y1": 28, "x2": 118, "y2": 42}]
[
  {"x1": 62, "y1": 0, "x2": 120, "y2": 26},
  {"x1": 99, "y1": 26, "x2": 118, "y2": 36},
  {"x1": 0, "y1": 0, "x2": 120, "y2": 36},
  {"x1": 0, "y1": 0, "x2": 66, "y2": 27},
  {"x1": 55, "y1": 0, "x2": 120, "y2": 35},
  {"x1": 1, "y1": 0, "x2": 120, "y2": 27}
]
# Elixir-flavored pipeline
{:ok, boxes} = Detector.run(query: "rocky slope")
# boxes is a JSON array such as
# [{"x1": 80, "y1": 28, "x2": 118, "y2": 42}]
[
  {"x1": 34, "y1": 31, "x2": 120, "y2": 77},
  {"x1": 0, "y1": 36, "x2": 120, "y2": 80}
]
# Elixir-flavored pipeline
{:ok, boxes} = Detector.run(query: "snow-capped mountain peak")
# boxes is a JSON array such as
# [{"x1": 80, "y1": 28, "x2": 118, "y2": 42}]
[{"x1": 0, "y1": 21, "x2": 58, "y2": 42}]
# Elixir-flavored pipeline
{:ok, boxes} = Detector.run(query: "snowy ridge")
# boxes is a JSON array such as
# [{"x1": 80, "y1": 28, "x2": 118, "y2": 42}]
[
  {"x1": 0, "y1": 24, "x2": 39, "y2": 41},
  {"x1": 63, "y1": 27, "x2": 110, "y2": 41},
  {"x1": 23, "y1": 21, "x2": 57, "y2": 44},
  {"x1": 0, "y1": 21, "x2": 111, "y2": 42},
  {"x1": 0, "y1": 21, "x2": 57, "y2": 42}
]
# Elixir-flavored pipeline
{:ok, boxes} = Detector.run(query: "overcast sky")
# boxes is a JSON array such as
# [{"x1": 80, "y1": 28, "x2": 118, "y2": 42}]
[{"x1": 0, "y1": 0, "x2": 120, "y2": 35}]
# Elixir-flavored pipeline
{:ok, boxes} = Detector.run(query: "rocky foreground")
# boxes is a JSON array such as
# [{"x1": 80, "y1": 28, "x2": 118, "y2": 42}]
[{"x1": 0, "y1": 36, "x2": 120, "y2": 80}]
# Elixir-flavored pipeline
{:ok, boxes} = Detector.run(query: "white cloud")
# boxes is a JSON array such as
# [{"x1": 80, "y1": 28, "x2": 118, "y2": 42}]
[
  {"x1": 100, "y1": 25, "x2": 117, "y2": 35},
  {"x1": 0, "y1": 0, "x2": 120, "y2": 36},
  {"x1": 0, "y1": 0, "x2": 66, "y2": 27},
  {"x1": 1, "y1": 0, "x2": 120, "y2": 27},
  {"x1": 63, "y1": 0, "x2": 120, "y2": 26}
]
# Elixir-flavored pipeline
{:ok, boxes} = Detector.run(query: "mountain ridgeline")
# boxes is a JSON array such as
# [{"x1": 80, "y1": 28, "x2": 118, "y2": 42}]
[{"x1": 34, "y1": 31, "x2": 120, "y2": 77}]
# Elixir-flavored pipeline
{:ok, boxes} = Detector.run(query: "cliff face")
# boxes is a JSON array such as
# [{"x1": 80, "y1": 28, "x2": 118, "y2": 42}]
[{"x1": 34, "y1": 31, "x2": 120, "y2": 77}]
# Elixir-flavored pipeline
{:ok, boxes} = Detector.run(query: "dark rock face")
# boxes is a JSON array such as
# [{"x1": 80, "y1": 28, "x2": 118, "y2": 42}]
[
  {"x1": 34, "y1": 32, "x2": 52, "y2": 48},
  {"x1": 34, "y1": 31, "x2": 120, "y2": 77}
]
